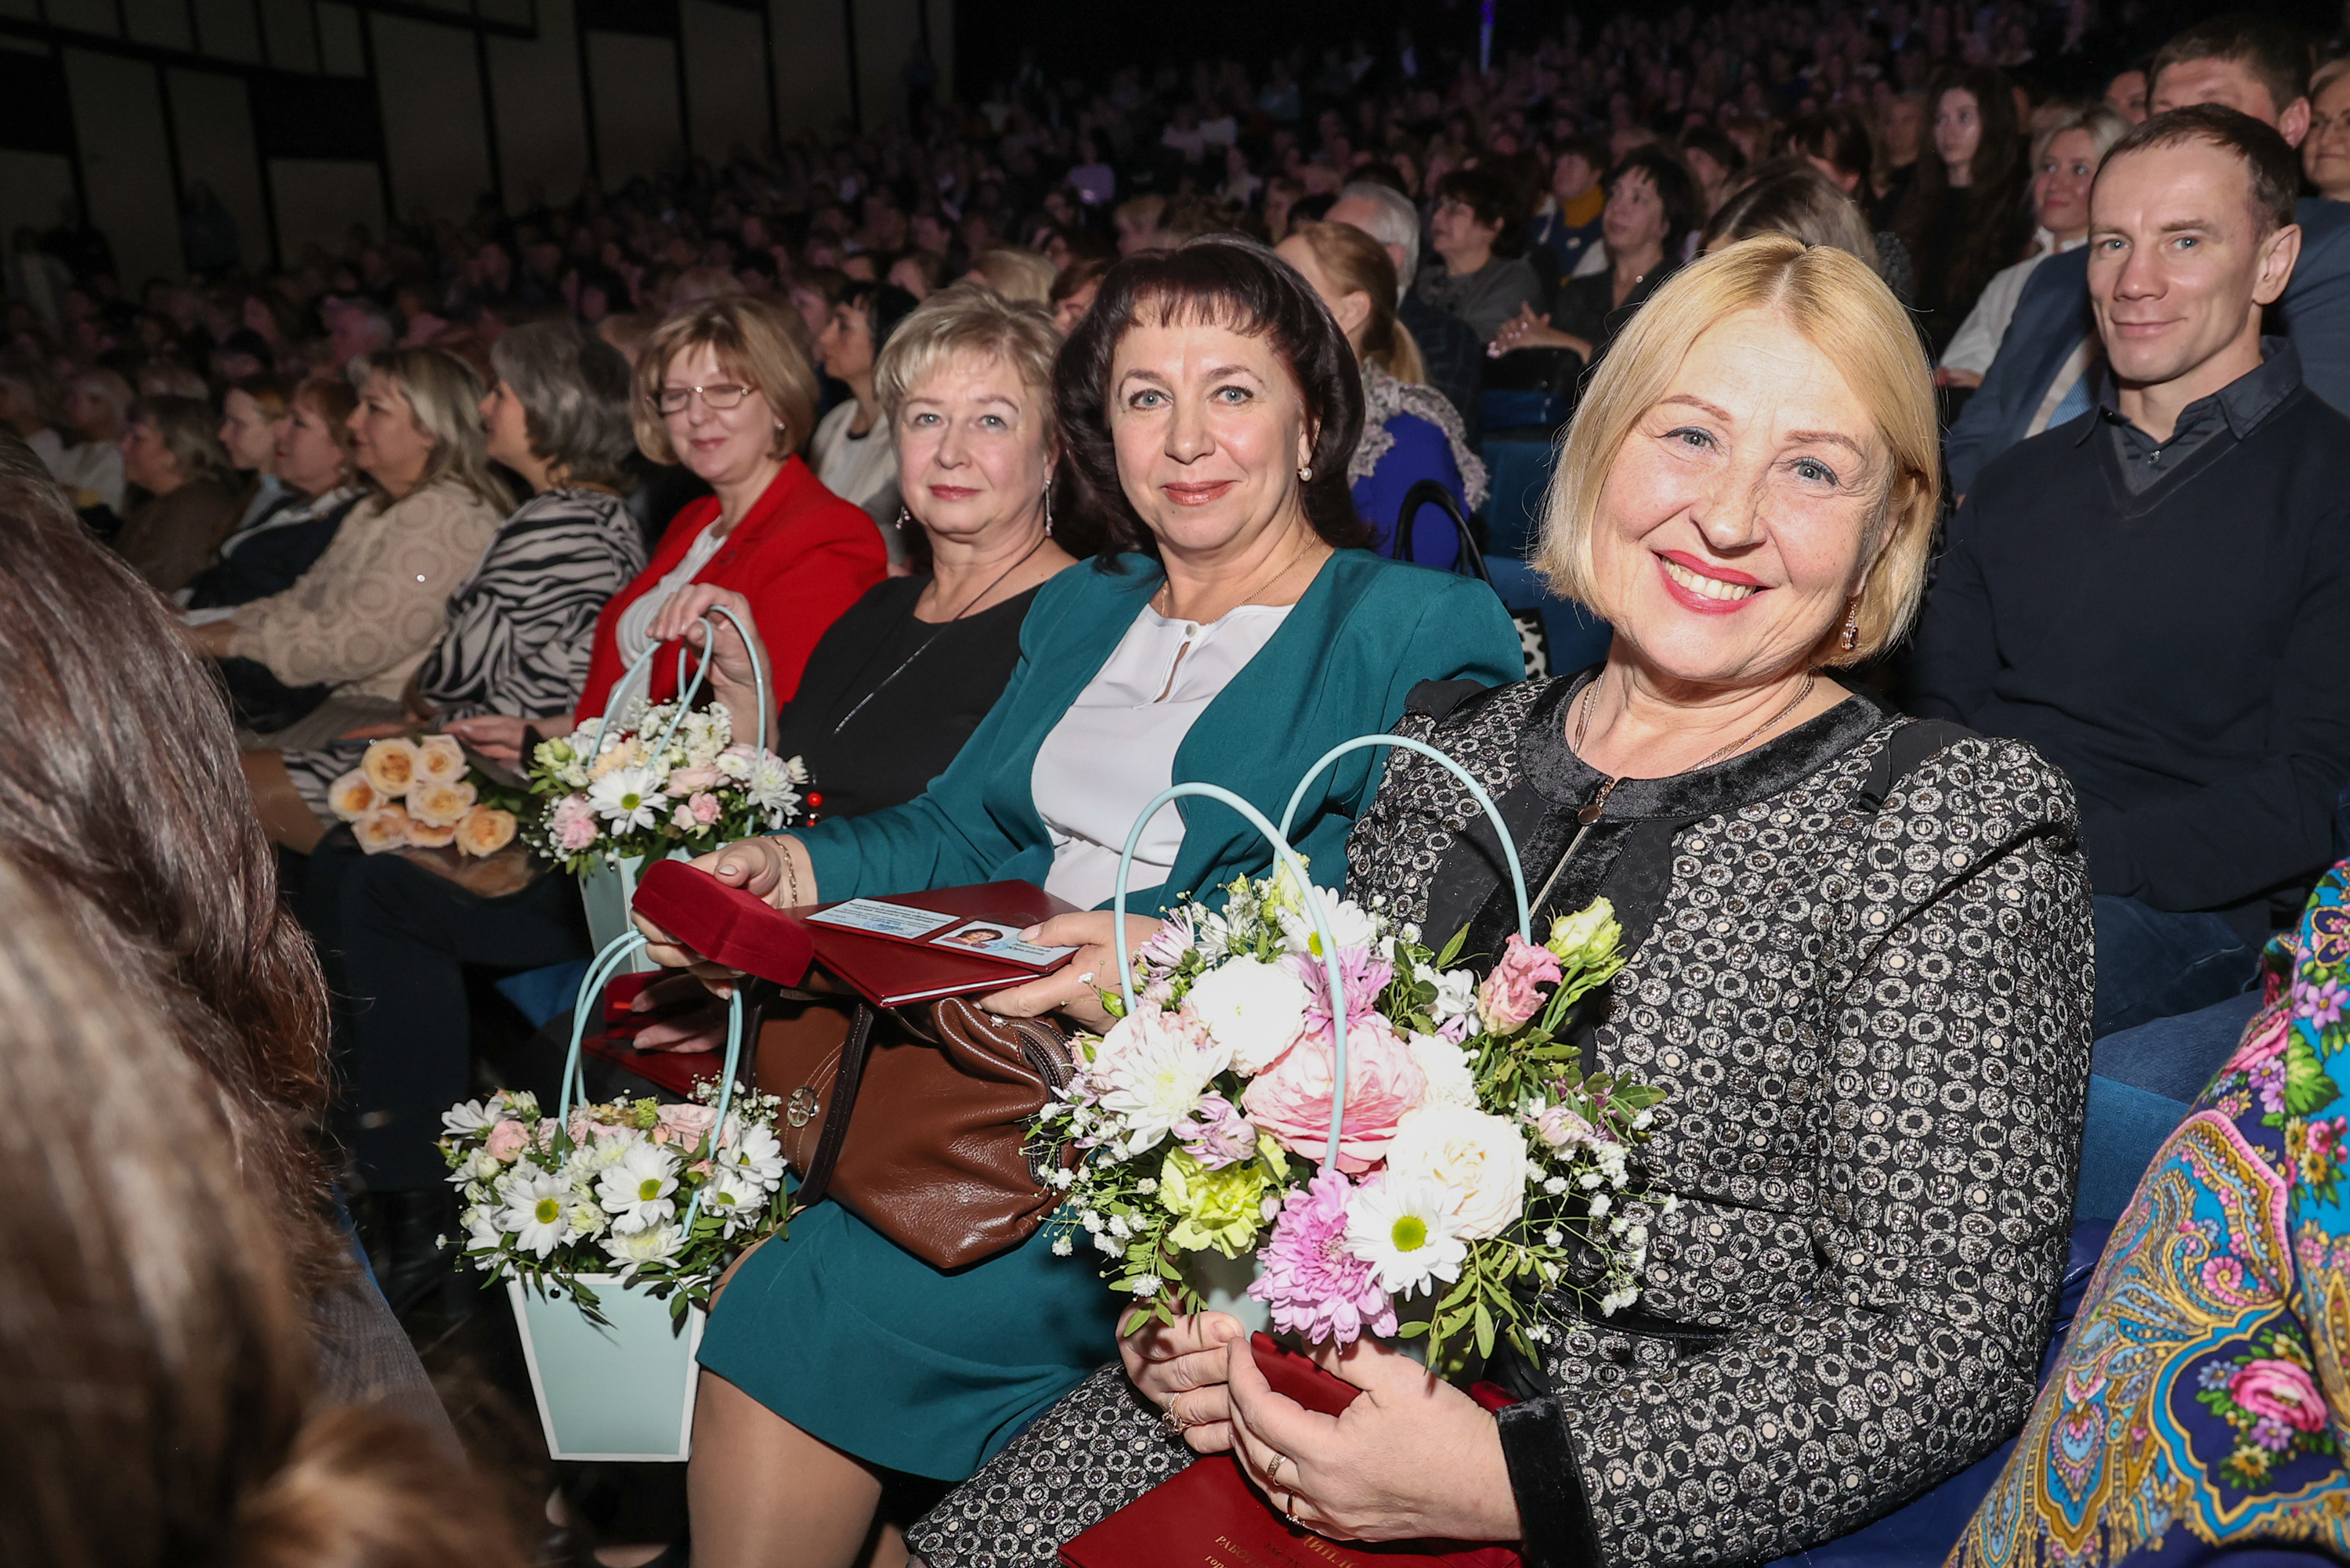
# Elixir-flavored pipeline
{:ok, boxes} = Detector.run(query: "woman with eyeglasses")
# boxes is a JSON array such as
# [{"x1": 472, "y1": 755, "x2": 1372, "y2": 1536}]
[{"x1": 443, "y1": 296, "x2": 887, "y2": 764}]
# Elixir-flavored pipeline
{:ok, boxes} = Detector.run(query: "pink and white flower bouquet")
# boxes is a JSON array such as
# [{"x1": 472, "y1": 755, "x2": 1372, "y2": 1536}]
[
  {"x1": 1041, "y1": 868, "x2": 1666, "y2": 1371},
  {"x1": 523, "y1": 696, "x2": 808, "y2": 876},
  {"x1": 439, "y1": 1078, "x2": 790, "y2": 1324}
]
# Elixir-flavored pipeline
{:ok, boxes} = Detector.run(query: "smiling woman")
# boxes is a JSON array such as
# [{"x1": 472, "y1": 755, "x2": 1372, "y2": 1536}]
[{"x1": 905, "y1": 234, "x2": 2097, "y2": 1568}]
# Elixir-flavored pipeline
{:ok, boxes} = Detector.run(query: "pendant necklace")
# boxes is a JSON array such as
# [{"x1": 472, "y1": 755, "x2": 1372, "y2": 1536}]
[{"x1": 828, "y1": 531, "x2": 1050, "y2": 736}]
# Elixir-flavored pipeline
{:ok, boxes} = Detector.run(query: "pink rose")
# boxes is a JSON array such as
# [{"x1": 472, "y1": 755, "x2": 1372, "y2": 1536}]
[
  {"x1": 690, "y1": 791, "x2": 722, "y2": 826},
  {"x1": 551, "y1": 793, "x2": 600, "y2": 852},
  {"x1": 1241, "y1": 1017, "x2": 1426, "y2": 1173},
  {"x1": 1477, "y1": 934, "x2": 1562, "y2": 1035},
  {"x1": 2231, "y1": 1358, "x2": 2330, "y2": 1433},
  {"x1": 671, "y1": 803, "x2": 698, "y2": 831},
  {"x1": 485, "y1": 1119, "x2": 530, "y2": 1161},
  {"x1": 671, "y1": 764, "x2": 721, "y2": 793},
  {"x1": 657, "y1": 1102, "x2": 719, "y2": 1146}
]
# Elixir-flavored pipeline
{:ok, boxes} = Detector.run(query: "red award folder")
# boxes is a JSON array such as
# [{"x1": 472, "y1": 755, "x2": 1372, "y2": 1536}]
[
  {"x1": 1059, "y1": 1335, "x2": 1522, "y2": 1568},
  {"x1": 790, "y1": 880, "x2": 1083, "y2": 1007}
]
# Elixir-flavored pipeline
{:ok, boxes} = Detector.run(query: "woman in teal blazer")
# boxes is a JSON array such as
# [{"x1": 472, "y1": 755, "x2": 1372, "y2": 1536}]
[{"x1": 655, "y1": 240, "x2": 1521, "y2": 1568}]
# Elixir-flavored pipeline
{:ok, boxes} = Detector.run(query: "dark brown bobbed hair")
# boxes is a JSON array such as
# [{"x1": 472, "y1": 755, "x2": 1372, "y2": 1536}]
[
  {"x1": 0, "y1": 448, "x2": 345, "y2": 1302},
  {"x1": 0, "y1": 858, "x2": 522, "y2": 1568},
  {"x1": 1055, "y1": 237, "x2": 1375, "y2": 565}
]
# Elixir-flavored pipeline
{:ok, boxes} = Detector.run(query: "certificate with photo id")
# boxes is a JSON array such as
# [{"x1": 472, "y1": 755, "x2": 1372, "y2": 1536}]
[
  {"x1": 925, "y1": 919, "x2": 1079, "y2": 970},
  {"x1": 803, "y1": 898, "x2": 958, "y2": 940}
]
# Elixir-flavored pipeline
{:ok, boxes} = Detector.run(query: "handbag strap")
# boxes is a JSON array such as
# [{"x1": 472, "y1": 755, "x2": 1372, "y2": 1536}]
[
  {"x1": 1394, "y1": 479, "x2": 1492, "y2": 585},
  {"x1": 791, "y1": 1000, "x2": 879, "y2": 1209}
]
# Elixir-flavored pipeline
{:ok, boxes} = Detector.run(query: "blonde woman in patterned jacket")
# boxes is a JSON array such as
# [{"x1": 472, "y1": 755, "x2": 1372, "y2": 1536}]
[
  {"x1": 906, "y1": 237, "x2": 2096, "y2": 1568},
  {"x1": 186, "y1": 348, "x2": 508, "y2": 735}
]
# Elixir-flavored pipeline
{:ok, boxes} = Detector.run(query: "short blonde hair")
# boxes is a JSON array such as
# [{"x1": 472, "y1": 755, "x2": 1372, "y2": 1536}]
[
  {"x1": 874, "y1": 283, "x2": 1064, "y2": 452},
  {"x1": 1532, "y1": 234, "x2": 1939, "y2": 666},
  {"x1": 968, "y1": 247, "x2": 1057, "y2": 305},
  {"x1": 631, "y1": 296, "x2": 819, "y2": 465}
]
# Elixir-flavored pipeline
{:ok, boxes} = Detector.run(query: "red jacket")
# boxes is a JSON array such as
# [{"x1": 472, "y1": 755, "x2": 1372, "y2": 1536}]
[{"x1": 578, "y1": 456, "x2": 887, "y2": 721}]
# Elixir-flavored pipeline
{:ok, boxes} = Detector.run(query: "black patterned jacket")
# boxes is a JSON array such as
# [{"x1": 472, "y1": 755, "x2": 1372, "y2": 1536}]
[{"x1": 1348, "y1": 675, "x2": 2095, "y2": 1568}]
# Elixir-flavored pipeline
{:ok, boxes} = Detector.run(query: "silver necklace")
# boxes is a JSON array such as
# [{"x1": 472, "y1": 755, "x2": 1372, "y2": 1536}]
[
  {"x1": 827, "y1": 532, "x2": 1049, "y2": 736},
  {"x1": 1526, "y1": 670, "x2": 1818, "y2": 916}
]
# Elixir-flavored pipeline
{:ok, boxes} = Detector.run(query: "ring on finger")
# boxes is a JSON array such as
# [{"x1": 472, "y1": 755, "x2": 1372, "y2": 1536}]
[{"x1": 1159, "y1": 1402, "x2": 1198, "y2": 1439}]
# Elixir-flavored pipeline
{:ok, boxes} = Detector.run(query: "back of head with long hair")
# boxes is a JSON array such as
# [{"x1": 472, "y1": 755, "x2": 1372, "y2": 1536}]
[
  {"x1": 361, "y1": 345, "x2": 514, "y2": 513},
  {"x1": 1288, "y1": 220, "x2": 1428, "y2": 385},
  {"x1": 0, "y1": 857, "x2": 523, "y2": 1568},
  {"x1": 0, "y1": 449, "x2": 345, "y2": 1299},
  {"x1": 1702, "y1": 159, "x2": 1883, "y2": 273}
]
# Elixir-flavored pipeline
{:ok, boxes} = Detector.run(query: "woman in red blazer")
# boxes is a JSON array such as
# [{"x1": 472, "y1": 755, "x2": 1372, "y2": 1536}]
[{"x1": 449, "y1": 296, "x2": 887, "y2": 756}]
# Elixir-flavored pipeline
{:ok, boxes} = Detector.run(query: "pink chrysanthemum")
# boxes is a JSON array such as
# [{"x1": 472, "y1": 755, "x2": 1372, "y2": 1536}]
[
  {"x1": 1290, "y1": 946, "x2": 1394, "y2": 1038},
  {"x1": 1248, "y1": 1166, "x2": 1396, "y2": 1344}
]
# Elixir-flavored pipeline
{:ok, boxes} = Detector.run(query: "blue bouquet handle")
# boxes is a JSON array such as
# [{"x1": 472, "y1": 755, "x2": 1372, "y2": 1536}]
[
  {"x1": 559, "y1": 928, "x2": 743, "y2": 1229},
  {"x1": 1112, "y1": 785, "x2": 1354, "y2": 1171},
  {"x1": 587, "y1": 603, "x2": 769, "y2": 769},
  {"x1": 1277, "y1": 733, "x2": 1531, "y2": 944}
]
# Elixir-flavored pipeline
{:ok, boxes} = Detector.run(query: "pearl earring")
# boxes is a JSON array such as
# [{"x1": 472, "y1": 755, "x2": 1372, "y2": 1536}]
[{"x1": 1297, "y1": 464, "x2": 1314, "y2": 482}]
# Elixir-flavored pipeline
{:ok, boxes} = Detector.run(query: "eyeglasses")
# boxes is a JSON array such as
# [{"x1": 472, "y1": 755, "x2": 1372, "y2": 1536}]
[{"x1": 654, "y1": 382, "x2": 754, "y2": 414}]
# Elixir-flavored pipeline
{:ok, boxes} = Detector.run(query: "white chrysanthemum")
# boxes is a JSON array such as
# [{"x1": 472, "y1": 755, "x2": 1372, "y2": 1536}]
[
  {"x1": 743, "y1": 752, "x2": 801, "y2": 815},
  {"x1": 1343, "y1": 1175, "x2": 1469, "y2": 1297},
  {"x1": 1182, "y1": 956, "x2": 1309, "y2": 1075},
  {"x1": 497, "y1": 1165, "x2": 573, "y2": 1259},
  {"x1": 1383, "y1": 1104, "x2": 1530, "y2": 1241},
  {"x1": 601, "y1": 1221, "x2": 684, "y2": 1273},
  {"x1": 1276, "y1": 887, "x2": 1379, "y2": 958},
  {"x1": 566, "y1": 1201, "x2": 609, "y2": 1238},
  {"x1": 701, "y1": 1168, "x2": 767, "y2": 1235},
  {"x1": 1406, "y1": 1031, "x2": 1479, "y2": 1109},
  {"x1": 587, "y1": 766, "x2": 669, "y2": 831},
  {"x1": 595, "y1": 1141, "x2": 681, "y2": 1234},
  {"x1": 721, "y1": 1122, "x2": 786, "y2": 1187},
  {"x1": 1088, "y1": 1005, "x2": 1224, "y2": 1156},
  {"x1": 443, "y1": 1098, "x2": 500, "y2": 1137},
  {"x1": 1190, "y1": 907, "x2": 1238, "y2": 961}
]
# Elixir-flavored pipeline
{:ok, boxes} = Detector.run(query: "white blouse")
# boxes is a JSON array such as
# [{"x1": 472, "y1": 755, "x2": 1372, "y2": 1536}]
[
  {"x1": 1030, "y1": 599, "x2": 1293, "y2": 909},
  {"x1": 608, "y1": 518, "x2": 725, "y2": 709}
]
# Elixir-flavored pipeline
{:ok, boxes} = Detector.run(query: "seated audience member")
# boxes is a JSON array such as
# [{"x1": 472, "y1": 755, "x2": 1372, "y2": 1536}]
[
  {"x1": 1329, "y1": 180, "x2": 1484, "y2": 443},
  {"x1": 1952, "y1": 866, "x2": 2350, "y2": 1568},
  {"x1": 2106, "y1": 63, "x2": 2150, "y2": 122},
  {"x1": 1939, "y1": 104, "x2": 2130, "y2": 388},
  {"x1": 1050, "y1": 255, "x2": 1111, "y2": 334},
  {"x1": 1278, "y1": 221, "x2": 1486, "y2": 568},
  {"x1": 1699, "y1": 158, "x2": 1882, "y2": 267},
  {"x1": 811, "y1": 280, "x2": 921, "y2": 551},
  {"x1": 1417, "y1": 165, "x2": 1546, "y2": 343},
  {"x1": 1678, "y1": 121, "x2": 1749, "y2": 219},
  {"x1": 0, "y1": 443, "x2": 453, "y2": 1450},
  {"x1": 52, "y1": 367, "x2": 131, "y2": 514},
  {"x1": 306, "y1": 300, "x2": 877, "y2": 1302},
  {"x1": 968, "y1": 245, "x2": 1056, "y2": 305},
  {"x1": 1946, "y1": 15, "x2": 2350, "y2": 493},
  {"x1": 888, "y1": 249, "x2": 946, "y2": 302},
  {"x1": 1893, "y1": 63, "x2": 2032, "y2": 358},
  {"x1": 1529, "y1": 136, "x2": 1611, "y2": 280},
  {"x1": 1913, "y1": 106, "x2": 2350, "y2": 1044},
  {"x1": 1785, "y1": 107, "x2": 1917, "y2": 299},
  {"x1": 184, "y1": 378, "x2": 364, "y2": 611},
  {"x1": 0, "y1": 362, "x2": 66, "y2": 475},
  {"x1": 0, "y1": 858, "x2": 521, "y2": 1568},
  {"x1": 215, "y1": 373, "x2": 294, "y2": 540},
  {"x1": 245, "y1": 320, "x2": 648, "y2": 853},
  {"x1": 2308, "y1": 56, "x2": 2350, "y2": 201},
  {"x1": 184, "y1": 349, "x2": 508, "y2": 739},
  {"x1": 110, "y1": 393, "x2": 240, "y2": 594},
  {"x1": 909, "y1": 235, "x2": 2092, "y2": 1568},
  {"x1": 1488, "y1": 146, "x2": 1696, "y2": 371}
]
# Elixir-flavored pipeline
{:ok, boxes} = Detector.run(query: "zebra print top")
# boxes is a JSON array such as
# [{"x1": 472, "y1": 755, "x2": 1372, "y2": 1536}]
[{"x1": 412, "y1": 486, "x2": 647, "y2": 722}]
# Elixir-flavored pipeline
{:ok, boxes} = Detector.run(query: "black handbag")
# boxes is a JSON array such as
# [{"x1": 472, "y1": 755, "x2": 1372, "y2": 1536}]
[{"x1": 1395, "y1": 479, "x2": 1553, "y2": 680}]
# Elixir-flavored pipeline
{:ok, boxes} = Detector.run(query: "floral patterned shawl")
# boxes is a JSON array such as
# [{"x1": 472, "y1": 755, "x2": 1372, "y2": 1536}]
[{"x1": 1952, "y1": 864, "x2": 2350, "y2": 1568}]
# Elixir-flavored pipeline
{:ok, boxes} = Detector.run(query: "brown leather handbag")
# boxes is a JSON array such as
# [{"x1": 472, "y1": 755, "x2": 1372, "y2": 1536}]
[{"x1": 748, "y1": 986, "x2": 1079, "y2": 1270}]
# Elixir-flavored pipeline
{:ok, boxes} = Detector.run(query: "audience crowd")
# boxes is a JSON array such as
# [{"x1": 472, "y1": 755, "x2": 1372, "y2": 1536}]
[{"x1": 15, "y1": 0, "x2": 2350, "y2": 1563}]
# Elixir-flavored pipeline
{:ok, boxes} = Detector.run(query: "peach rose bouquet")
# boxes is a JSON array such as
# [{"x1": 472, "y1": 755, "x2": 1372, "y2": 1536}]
[
  {"x1": 329, "y1": 735, "x2": 526, "y2": 859},
  {"x1": 1036, "y1": 865, "x2": 1665, "y2": 1372}
]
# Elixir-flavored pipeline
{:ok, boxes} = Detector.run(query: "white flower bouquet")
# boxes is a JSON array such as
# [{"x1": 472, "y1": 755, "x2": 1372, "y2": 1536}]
[
  {"x1": 328, "y1": 734, "x2": 525, "y2": 858},
  {"x1": 440, "y1": 1078, "x2": 790, "y2": 1325},
  {"x1": 523, "y1": 696, "x2": 808, "y2": 876},
  {"x1": 1042, "y1": 864, "x2": 1667, "y2": 1372}
]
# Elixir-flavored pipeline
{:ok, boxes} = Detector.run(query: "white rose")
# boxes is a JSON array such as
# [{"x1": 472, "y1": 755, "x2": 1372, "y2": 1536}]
[
  {"x1": 1382, "y1": 1104, "x2": 1531, "y2": 1241},
  {"x1": 1182, "y1": 956, "x2": 1309, "y2": 1075},
  {"x1": 1407, "y1": 1031, "x2": 1478, "y2": 1109}
]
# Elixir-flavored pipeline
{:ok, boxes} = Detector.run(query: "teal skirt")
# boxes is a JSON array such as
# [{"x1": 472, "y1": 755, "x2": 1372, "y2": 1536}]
[{"x1": 696, "y1": 1199, "x2": 1118, "y2": 1480}]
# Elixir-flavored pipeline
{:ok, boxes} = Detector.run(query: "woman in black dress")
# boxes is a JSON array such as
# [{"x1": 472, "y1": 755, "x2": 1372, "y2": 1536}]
[
  {"x1": 1892, "y1": 64, "x2": 2030, "y2": 359},
  {"x1": 1486, "y1": 148, "x2": 1697, "y2": 381}
]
